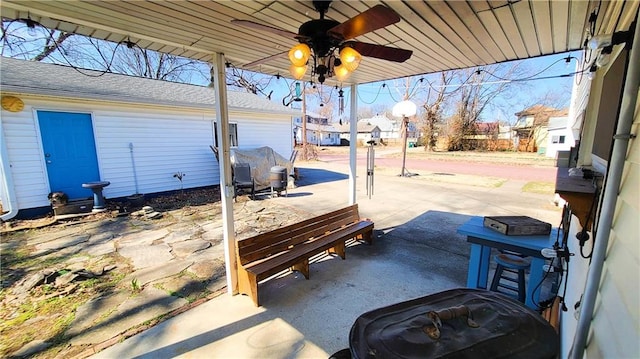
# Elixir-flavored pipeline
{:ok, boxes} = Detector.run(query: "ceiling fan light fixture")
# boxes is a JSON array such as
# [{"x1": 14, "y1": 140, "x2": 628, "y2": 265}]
[
  {"x1": 288, "y1": 43, "x2": 311, "y2": 67},
  {"x1": 339, "y1": 46, "x2": 361, "y2": 72},
  {"x1": 289, "y1": 63, "x2": 308, "y2": 80},
  {"x1": 334, "y1": 64, "x2": 352, "y2": 82}
]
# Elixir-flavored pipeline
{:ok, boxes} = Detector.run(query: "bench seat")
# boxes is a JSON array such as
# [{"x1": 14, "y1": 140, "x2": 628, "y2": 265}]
[{"x1": 237, "y1": 204, "x2": 373, "y2": 306}]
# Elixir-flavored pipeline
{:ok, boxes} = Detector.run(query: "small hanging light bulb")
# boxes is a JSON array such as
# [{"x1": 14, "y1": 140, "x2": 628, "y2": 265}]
[{"x1": 24, "y1": 17, "x2": 38, "y2": 37}]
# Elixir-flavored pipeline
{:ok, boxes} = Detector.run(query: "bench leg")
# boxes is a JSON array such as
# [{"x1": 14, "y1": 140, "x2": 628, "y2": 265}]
[
  {"x1": 238, "y1": 267, "x2": 260, "y2": 307},
  {"x1": 356, "y1": 231, "x2": 373, "y2": 244},
  {"x1": 291, "y1": 259, "x2": 309, "y2": 279},
  {"x1": 328, "y1": 241, "x2": 346, "y2": 259}
]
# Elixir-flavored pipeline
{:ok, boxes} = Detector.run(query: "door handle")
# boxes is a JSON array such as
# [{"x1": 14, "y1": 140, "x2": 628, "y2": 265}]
[
  {"x1": 45, "y1": 153, "x2": 51, "y2": 158},
  {"x1": 46, "y1": 160, "x2": 52, "y2": 164}
]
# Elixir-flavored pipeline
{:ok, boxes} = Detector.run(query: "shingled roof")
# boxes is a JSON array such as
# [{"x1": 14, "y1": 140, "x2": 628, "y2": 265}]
[{"x1": 0, "y1": 57, "x2": 296, "y2": 115}]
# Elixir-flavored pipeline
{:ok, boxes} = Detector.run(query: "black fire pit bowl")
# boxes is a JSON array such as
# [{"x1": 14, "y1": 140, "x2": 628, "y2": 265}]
[{"x1": 348, "y1": 288, "x2": 558, "y2": 359}]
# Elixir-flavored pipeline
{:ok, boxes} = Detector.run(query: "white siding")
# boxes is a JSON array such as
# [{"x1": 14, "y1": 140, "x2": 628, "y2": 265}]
[
  {"x1": 545, "y1": 128, "x2": 573, "y2": 158},
  {"x1": 93, "y1": 111, "x2": 218, "y2": 198},
  {"x1": 585, "y1": 93, "x2": 639, "y2": 357},
  {"x1": 1, "y1": 96, "x2": 292, "y2": 210},
  {"x1": 560, "y1": 49, "x2": 640, "y2": 358},
  {"x1": 235, "y1": 114, "x2": 293, "y2": 159},
  {"x1": 1, "y1": 105, "x2": 50, "y2": 210}
]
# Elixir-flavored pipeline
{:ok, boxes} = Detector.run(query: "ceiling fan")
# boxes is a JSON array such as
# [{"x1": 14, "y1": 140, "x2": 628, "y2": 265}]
[{"x1": 231, "y1": 1, "x2": 413, "y2": 84}]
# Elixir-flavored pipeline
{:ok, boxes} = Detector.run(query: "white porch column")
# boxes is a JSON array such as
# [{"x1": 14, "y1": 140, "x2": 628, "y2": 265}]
[
  {"x1": 212, "y1": 53, "x2": 238, "y2": 295},
  {"x1": 349, "y1": 84, "x2": 358, "y2": 204}
]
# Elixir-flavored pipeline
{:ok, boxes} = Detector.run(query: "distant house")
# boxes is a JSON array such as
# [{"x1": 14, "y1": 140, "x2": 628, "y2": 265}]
[
  {"x1": 296, "y1": 122, "x2": 342, "y2": 146},
  {"x1": 337, "y1": 122, "x2": 381, "y2": 146},
  {"x1": 358, "y1": 114, "x2": 399, "y2": 140},
  {"x1": 513, "y1": 105, "x2": 569, "y2": 153},
  {"x1": 292, "y1": 112, "x2": 341, "y2": 146},
  {"x1": 546, "y1": 116, "x2": 574, "y2": 159},
  {"x1": 358, "y1": 114, "x2": 418, "y2": 145},
  {"x1": 0, "y1": 58, "x2": 295, "y2": 217}
]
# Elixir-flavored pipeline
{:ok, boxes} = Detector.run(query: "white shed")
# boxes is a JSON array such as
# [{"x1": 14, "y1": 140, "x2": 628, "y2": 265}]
[
  {"x1": 545, "y1": 116, "x2": 574, "y2": 159},
  {"x1": 0, "y1": 58, "x2": 295, "y2": 217}
]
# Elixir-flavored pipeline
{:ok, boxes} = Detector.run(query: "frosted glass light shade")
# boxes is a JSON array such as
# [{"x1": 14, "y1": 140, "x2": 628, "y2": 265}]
[
  {"x1": 339, "y1": 47, "x2": 361, "y2": 72},
  {"x1": 288, "y1": 43, "x2": 311, "y2": 67},
  {"x1": 334, "y1": 64, "x2": 352, "y2": 82},
  {"x1": 289, "y1": 64, "x2": 307, "y2": 80}
]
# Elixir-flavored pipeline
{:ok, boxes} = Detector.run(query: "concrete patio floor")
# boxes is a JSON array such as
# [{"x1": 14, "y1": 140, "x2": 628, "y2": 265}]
[{"x1": 93, "y1": 159, "x2": 561, "y2": 358}]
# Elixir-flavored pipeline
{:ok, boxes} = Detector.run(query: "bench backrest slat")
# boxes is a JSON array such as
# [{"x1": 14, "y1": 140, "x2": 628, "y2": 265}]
[{"x1": 237, "y1": 204, "x2": 361, "y2": 264}]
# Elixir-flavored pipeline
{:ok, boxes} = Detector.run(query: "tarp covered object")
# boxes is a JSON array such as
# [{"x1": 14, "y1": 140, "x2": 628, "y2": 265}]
[{"x1": 230, "y1": 147, "x2": 293, "y2": 190}]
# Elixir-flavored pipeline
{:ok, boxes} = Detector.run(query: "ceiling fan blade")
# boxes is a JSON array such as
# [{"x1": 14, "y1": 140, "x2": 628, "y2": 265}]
[
  {"x1": 328, "y1": 5, "x2": 401, "y2": 40},
  {"x1": 350, "y1": 42, "x2": 413, "y2": 63},
  {"x1": 231, "y1": 19, "x2": 299, "y2": 39},
  {"x1": 243, "y1": 51, "x2": 287, "y2": 68}
]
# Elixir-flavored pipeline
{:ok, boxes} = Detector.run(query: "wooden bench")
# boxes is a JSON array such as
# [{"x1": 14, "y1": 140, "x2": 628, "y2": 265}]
[{"x1": 236, "y1": 204, "x2": 374, "y2": 306}]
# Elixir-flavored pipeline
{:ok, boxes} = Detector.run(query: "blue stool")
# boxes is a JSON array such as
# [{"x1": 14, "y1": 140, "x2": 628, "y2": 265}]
[{"x1": 490, "y1": 253, "x2": 531, "y2": 303}]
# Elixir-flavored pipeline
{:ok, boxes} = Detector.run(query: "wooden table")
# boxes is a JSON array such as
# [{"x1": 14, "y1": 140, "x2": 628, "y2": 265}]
[{"x1": 457, "y1": 216, "x2": 559, "y2": 309}]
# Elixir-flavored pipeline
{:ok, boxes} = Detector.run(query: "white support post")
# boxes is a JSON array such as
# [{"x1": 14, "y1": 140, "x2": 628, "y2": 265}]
[
  {"x1": 212, "y1": 53, "x2": 238, "y2": 295},
  {"x1": 349, "y1": 84, "x2": 358, "y2": 205}
]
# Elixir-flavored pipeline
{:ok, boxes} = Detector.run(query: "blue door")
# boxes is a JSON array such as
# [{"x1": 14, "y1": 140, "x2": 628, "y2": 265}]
[{"x1": 38, "y1": 111, "x2": 100, "y2": 200}]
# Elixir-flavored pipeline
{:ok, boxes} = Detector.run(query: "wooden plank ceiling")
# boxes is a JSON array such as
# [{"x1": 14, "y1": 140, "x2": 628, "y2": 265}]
[{"x1": 1, "y1": 0, "x2": 638, "y2": 86}]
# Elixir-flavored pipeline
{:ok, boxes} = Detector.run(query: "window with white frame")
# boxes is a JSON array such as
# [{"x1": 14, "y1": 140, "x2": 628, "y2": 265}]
[
  {"x1": 213, "y1": 123, "x2": 238, "y2": 147},
  {"x1": 552, "y1": 135, "x2": 566, "y2": 144}
]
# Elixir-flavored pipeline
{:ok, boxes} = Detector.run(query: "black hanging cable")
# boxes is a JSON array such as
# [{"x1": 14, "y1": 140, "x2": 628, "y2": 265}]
[
  {"x1": 357, "y1": 83, "x2": 385, "y2": 104},
  {"x1": 578, "y1": 186, "x2": 600, "y2": 259},
  {"x1": 481, "y1": 56, "x2": 579, "y2": 81},
  {"x1": 56, "y1": 36, "x2": 123, "y2": 77},
  {"x1": 384, "y1": 83, "x2": 402, "y2": 102},
  {"x1": 532, "y1": 257, "x2": 556, "y2": 311}
]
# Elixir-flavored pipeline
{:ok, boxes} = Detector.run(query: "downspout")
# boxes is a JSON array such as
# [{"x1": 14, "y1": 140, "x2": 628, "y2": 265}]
[
  {"x1": 349, "y1": 83, "x2": 357, "y2": 205},
  {"x1": 211, "y1": 53, "x2": 239, "y2": 296},
  {"x1": 569, "y1": 14, "x2": 640, "y2": 358},
  {"x1": 0, "y1": 118, "x2": 19, "y2": 221}
]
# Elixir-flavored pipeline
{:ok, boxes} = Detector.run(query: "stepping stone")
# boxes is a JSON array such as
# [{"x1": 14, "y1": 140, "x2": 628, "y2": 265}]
[
  {"x1": 34, "y1": 234, "x2": 90, "y2": 254},
  {"x1": 171, "y1": 240, "x2": 210, "y2": 258},
  {"x1": 162, "y1": 230, "x2": 195, "y2": 244},
  {"x1": 26, "y1": 228, "x2": 82, "y2": 246},
  {"x1": 70, "y1": 287, "x2": 187, "y2": 345},
  {"x1": 201, "y1": 223, "x2": 223, "y2": 242},
  {"x1": 123, "y1": 260, "x2": 193, "y2": 286},
  {"x1": 86, "y1": 241, "x2": 116, "y2": 256},
  {"x1": 66, "y1": 291, "x2": 130, "y2": 337},
  {"x1": 117, "y1": 228, "x2": 169, "y2": 248},
  {"x1": 118, "y1": 243, "x2": 173, "y2": 269},
  {"x1": 88, "y1": 232, "x2": 114, "y2": 243},
  {"x1": 10, "y1": 339, "x2": 51, "y2": 358},
  {"x1": 187, "y1": 259, "x2": 224, "y2": 279}
]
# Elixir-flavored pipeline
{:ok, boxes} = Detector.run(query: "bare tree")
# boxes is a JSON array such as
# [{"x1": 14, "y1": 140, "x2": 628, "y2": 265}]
[
  {"x1": 1, "y1": 19, "x2": 73, "y2": 60},
  {"x1": 225, "y1": 65, "x2": 279, "y2": 99},
  {"x1": 2, "y1": 19, "x2": 211, "y2": 85},
  {"x1": 420, "y1": 72, "x2": 453, "y2": 151},
  {"x1": 445, "y1": 64, "x2": 524, "y2": 151}
]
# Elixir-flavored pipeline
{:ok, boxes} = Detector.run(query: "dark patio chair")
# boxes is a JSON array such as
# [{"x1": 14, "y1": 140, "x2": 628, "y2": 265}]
[{"x1": 233, "y1": 163, "x2": 255, "y2": 201}]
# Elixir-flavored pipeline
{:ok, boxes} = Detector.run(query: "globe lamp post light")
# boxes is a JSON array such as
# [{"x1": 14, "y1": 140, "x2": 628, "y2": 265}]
[{"x1": 392, "y1": 100, "x2": 417, "y2": 177}]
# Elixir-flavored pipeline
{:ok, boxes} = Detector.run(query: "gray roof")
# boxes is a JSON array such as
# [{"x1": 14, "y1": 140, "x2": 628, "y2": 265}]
[
  {"x1": 0, "y1": 57, "x2": 296, "y2": 115},
  {"x1": 335, "y1": 123, "x2": 381, "y2": 133},
  {"x1": 294, "y1": 122, "x2": 341, "y2": 133}
]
